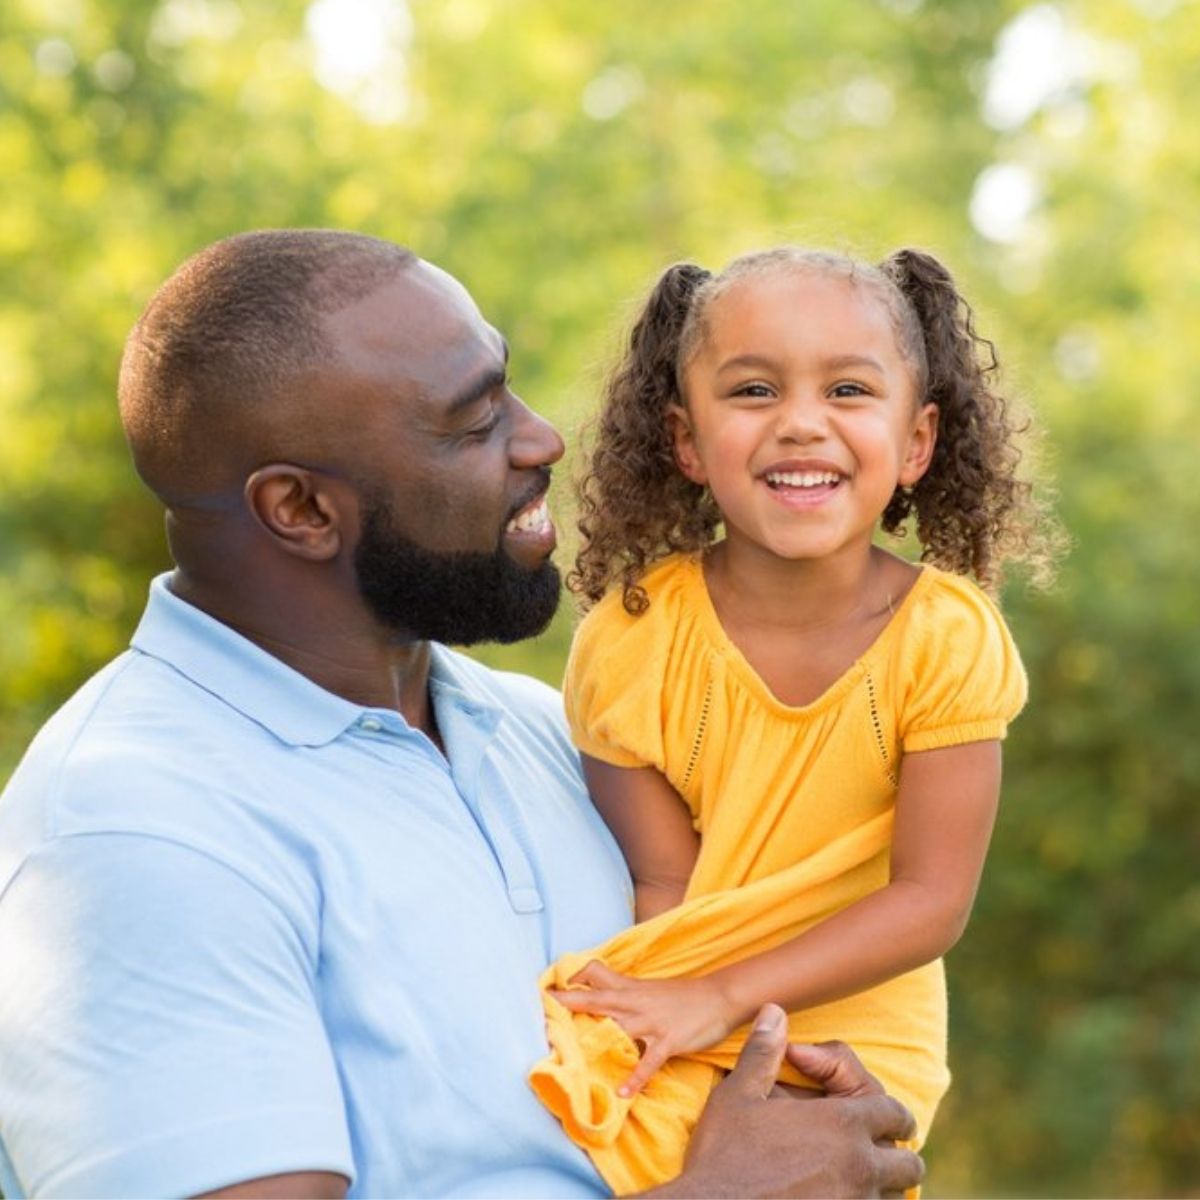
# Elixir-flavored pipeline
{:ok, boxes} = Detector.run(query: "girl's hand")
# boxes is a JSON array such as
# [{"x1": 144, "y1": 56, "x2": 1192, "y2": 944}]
[{"x1": 549, "y1": 960, "x2": 740, "y2": 1096}]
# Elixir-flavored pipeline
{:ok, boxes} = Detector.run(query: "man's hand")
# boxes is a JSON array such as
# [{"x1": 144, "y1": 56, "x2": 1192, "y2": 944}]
[{"x1": 643, "y1": 1004, "x2": 924, "y2": 1199}]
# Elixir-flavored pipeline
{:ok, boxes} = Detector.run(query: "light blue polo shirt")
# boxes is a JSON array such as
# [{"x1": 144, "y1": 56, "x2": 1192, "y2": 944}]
[{"x1": 0, "y1": 576, "x2": 634, "y2": 1199}]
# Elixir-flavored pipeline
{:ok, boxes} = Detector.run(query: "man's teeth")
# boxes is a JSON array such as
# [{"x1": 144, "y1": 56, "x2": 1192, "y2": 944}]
[
  {"x1": 506, "y1": 497, "x2": 551, "y2": 533},
  {"x1": 765, "y1": 470, "x2": 842, "y2": 488}
]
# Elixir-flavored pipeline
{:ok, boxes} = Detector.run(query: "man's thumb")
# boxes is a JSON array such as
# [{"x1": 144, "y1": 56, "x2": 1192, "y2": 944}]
[{"x1": 727, "y1": 1004, "x2": 788, "y2": 1100}]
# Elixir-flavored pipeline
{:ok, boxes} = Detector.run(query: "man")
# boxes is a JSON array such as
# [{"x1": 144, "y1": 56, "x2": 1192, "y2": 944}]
[{"x1": 0, "y1": 231, "x2": 923, "y2": 1198}]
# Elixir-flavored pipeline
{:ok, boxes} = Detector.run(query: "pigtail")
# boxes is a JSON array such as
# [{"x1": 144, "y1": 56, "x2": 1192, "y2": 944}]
[
  {"x1": 879, "y1": 248, "x2": 1057, "y2": 590},
  {"x1": 568, "y1": 263, "x2": 720, "y2": 613}
]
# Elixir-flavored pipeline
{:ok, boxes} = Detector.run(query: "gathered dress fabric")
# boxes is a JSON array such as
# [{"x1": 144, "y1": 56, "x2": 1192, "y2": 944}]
[{"x1": 529, "y1": 554, "x2": 1027, "y2": 1196}]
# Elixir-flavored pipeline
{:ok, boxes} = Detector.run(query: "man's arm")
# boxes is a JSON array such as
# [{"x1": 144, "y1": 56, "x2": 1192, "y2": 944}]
[
  {"x1": 0, "y1": 833, "x2": 354, "y2": 1198},
  {"x1": 198, "y1": 1171, "x2": 347, "y2": 1198},
  {"x1": 645, "y1": 1005, "x2": 923, "y2": 1199}
]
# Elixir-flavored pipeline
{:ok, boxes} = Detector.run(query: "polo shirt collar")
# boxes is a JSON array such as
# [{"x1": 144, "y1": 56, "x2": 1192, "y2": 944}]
[{"x1": 130, "y1": 574, "x2": 376, "y2": 748}]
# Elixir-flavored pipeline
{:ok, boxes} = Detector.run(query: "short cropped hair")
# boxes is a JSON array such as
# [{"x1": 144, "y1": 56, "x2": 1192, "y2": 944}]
[{"x1": 119, "y1": 229, "x2": 415, "y2": 499}]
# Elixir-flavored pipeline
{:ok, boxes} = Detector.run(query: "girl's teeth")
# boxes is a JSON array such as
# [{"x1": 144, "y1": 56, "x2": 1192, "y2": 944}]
[{"x1": 766, "y1": 470, "x2": 841, "y2": 487}]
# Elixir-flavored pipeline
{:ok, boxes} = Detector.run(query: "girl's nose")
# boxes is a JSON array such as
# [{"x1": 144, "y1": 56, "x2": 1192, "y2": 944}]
[
  {"x1": 775, "y1": 392, "x2": 828, "y2": 442},
  {"x1": 509, "y1": 396, "x2": 566, "y2": 468}
]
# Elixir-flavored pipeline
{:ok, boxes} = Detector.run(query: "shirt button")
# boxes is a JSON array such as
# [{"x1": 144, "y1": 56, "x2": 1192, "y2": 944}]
[{"x1": 359, "y1": 717, "x2": 383, "y2": 733}]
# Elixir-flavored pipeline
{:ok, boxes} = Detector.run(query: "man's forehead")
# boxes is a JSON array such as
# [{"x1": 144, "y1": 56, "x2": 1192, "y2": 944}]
[{"x1": 322, "y1": 259, "x2": 505, "y2": 389}]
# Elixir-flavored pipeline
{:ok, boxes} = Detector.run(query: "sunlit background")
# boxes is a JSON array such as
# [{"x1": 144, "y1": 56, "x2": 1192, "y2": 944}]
[{"x1": 2, "y1": 0, "x2": 1198, "y2": 1195}]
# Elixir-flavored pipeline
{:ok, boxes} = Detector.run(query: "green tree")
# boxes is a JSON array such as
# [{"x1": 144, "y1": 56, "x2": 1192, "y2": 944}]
[{"x1": 2, "y1": 0, "x2": 1196, "y2": 1193}]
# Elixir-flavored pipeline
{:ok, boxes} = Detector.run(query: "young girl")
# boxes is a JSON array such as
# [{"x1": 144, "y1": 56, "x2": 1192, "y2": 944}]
[{"x1": 528, "y1": 247, "x2": 1055, "y2": 1195}]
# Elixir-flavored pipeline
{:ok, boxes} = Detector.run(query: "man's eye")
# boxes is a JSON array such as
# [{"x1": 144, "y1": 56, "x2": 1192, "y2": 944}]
[{"x1": 466, "y1": 414, "x2": 500, "y2": 438}]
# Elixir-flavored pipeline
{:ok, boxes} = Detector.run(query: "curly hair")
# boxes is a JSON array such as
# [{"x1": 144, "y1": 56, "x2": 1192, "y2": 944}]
[{"x1": 568, "y1": 245, "x2": 1061, "y2": 612}]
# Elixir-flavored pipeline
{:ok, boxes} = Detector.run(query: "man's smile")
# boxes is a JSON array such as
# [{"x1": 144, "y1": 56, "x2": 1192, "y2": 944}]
[{"x1": 503, "y1": 489, "x2": 557, "y2": 560}]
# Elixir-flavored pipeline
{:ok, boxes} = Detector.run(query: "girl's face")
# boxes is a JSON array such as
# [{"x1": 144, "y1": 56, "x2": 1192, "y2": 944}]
[{"x1": 671, "y1": 268, "x2": 937, "y2": 567}]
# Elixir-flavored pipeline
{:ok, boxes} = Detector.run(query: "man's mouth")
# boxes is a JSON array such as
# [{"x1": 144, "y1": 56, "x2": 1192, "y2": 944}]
[{"x1": 505, "y1": 494, "x2": 553, "y2": 536}]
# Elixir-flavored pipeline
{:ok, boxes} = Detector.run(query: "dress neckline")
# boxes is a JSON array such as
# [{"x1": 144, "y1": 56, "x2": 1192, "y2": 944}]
[{"x1": 682, "y1": 554, "x2": 936, "y2": 717}]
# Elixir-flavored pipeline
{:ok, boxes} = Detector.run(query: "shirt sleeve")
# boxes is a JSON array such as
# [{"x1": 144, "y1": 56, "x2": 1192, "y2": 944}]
[
  {"x1": 0, "y1": 832, "x2": 354, "y2": 1199},
  {"x1": 898, "y1": 575, "x2": 1029, "y2": 754},
  {"x1": 562, "y1": 595, "x2": 667, "y2": 772}
]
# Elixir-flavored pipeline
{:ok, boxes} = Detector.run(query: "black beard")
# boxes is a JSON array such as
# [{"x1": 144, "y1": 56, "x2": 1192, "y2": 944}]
[{"x1": 353, "y1": 495, "x2": 561, "y2": 646}]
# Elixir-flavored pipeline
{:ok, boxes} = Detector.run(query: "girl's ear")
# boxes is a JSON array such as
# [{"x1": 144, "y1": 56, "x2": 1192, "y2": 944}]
[
  {"x1": 667, "y1": 404, "x2": 708, "y2": 486},
  {"x1": 899, "y1": 402, "x2": 938, "y2": 487}
]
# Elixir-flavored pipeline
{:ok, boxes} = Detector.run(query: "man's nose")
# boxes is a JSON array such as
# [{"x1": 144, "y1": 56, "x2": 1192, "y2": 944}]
[{"x1": 509, "y1": 397, "x2": 566, "y2": 468}]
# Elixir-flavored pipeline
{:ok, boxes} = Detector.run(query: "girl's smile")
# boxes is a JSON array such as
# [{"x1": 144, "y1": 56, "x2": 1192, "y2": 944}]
[{"x1": 760, "y1": 458, "x2": 846, "y2": 508}]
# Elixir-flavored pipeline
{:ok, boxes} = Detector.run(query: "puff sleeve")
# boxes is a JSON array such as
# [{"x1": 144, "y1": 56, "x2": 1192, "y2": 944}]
[
  {"x1": 562, "y1": 589, "x2": 668, "y2": 772},
  {"x1": 896, "y1": 572, "x2": 1028, "y2": 754}
]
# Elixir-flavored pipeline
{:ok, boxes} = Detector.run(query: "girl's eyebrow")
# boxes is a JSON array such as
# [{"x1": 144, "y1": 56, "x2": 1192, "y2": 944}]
[
  {"x1": 716, "y1": 351, "x2": 886, "y2": 374},
  {"x1": 715, "y1": 353, "x2": 779, "y2": 374},
  {"x1": 823, "y1": 353, "x2": 885, "y2": 373}
]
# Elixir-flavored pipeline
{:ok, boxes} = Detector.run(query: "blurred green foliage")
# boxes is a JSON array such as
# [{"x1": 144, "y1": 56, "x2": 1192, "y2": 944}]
[{"x1": 1, "y1": 0, "x2": 1197, "y2": 1194}]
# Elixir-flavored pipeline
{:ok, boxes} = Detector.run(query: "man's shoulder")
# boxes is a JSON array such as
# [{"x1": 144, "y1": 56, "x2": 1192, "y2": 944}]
[
  {"x1": 5, "y1": 650, "x2": 149, "y2": 796},
  {"x1": 0, "y1": 650, "x2": 162, "y2": 887},
  {"x1": 2, "y1": 645, "x2": 283, "y2": 869},
  {"x1": 9, "y1": 642, "x2": 252, "y2": 787}
]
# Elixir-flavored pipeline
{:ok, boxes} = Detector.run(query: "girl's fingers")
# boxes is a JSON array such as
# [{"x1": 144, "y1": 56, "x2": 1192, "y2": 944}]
[
  {"x1": 549, "y1": 987, "x2": 617, "y2": 1013},
  {"x1": 617, "y1": 1040, "x2": 672, "y2": 1097},
  {"x1": 567, "y1": 959, "x2": 627, "y2": 988}
]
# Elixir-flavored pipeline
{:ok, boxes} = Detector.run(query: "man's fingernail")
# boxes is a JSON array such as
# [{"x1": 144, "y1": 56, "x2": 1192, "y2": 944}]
[{"x1": 753, "y1": 1005, "x2": 784, "y2": 1033}]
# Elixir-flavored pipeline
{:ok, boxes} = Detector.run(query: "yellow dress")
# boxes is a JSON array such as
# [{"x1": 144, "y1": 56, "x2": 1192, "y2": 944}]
[{"x1": 529, "y1": 554, "x2": 1027, "y2": 1195}]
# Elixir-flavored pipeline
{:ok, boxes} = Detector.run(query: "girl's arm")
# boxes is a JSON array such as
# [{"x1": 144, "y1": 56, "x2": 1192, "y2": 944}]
[
  {"x1": 708, "y1": 738, "x2": 1001, "y2": 1016},
  {"x1": 581, "y1": 754, "x2": 700, "y2": 922},
  {"x1": 554, "y1": 740, "x2": 1002, "y2": 1095}
]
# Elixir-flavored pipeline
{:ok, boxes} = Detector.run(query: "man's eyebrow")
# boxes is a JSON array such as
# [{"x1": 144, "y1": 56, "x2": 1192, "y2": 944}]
[{"x1": 446, "y1": 340, "x2": 510, "y2": 418}]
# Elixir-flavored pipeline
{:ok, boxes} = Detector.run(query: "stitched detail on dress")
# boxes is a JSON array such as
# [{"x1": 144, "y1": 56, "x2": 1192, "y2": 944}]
[
  {"x1": 866, "y1": 672, "x2": 898, "y2": 787},
  {"x1": 680, "y1": 679, "x2": 714, "y2": 794}
]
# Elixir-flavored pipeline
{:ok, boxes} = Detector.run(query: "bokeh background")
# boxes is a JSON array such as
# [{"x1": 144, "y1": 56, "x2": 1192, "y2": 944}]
[{"x1": 2, "y1": 0, "x2": 1198, "y2": 1194}]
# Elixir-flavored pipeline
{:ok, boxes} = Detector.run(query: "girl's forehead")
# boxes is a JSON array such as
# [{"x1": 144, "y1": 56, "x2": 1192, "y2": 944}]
[{"x1": 703, "y1": 266, "x2": 897, "y2": 346}]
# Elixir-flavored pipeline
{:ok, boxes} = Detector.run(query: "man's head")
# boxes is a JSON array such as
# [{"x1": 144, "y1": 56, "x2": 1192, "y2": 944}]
[{"x1": 119, "y1": 229, "x2": 565, "y2": 644}]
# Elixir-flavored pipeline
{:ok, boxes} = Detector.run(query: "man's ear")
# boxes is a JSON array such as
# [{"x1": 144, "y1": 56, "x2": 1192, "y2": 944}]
[
  {"x1": 666, "y1": 404, "x2": 708, "y2": 486},
  {"x1": 245, "y1": 464, "x2": 344, "y2": 561},
  {"x1": 898, "y1": 402, "x2": 939, "y2": 488}
]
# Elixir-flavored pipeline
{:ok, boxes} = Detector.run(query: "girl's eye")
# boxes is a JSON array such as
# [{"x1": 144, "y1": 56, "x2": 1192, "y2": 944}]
[
  {"x1": 830, "y1": 382, "x2": 869, "y2": 399},
  {"x1": 732, "y1": 382, "x2": 774, "y2": 399}
]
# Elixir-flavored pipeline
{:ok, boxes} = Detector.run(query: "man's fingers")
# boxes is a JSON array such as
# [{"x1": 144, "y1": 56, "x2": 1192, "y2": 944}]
[
  {"x1": 785, "y1": 1039, "x2": 885, "y2": 1097},
  {"x1": 723, "y1": 1004, "x2": 788, "y2": 1100},
  {"x1": 858, "y1": 1093, "x2": 919, "y2": 1145},
  {"x1": 873, "y1": 1143, "x2": 925, "y2": 1196}
]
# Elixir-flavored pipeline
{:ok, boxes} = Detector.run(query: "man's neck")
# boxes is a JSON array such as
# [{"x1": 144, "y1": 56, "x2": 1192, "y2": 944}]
[{"x1": 168, "y1": 568, "x2": 440, "y2": 741}]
